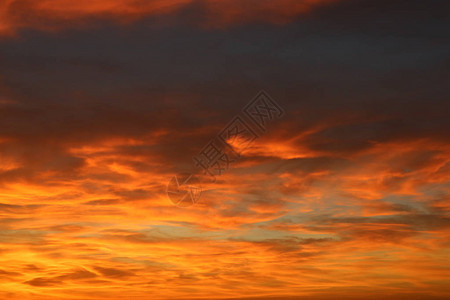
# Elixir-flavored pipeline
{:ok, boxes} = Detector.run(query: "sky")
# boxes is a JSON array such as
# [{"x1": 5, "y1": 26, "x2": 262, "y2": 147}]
[{"x1": 0, "y1": 0, "x2": 449, "y2": 299}]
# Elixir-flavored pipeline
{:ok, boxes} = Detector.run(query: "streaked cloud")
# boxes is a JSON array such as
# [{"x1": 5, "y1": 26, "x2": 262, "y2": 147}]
[
  {"x1": 1, "y1": 0, "x2": 339, "y2": 37},
  {"x1": 0, "y1": 0, "x2": 449, "y2": 299}
]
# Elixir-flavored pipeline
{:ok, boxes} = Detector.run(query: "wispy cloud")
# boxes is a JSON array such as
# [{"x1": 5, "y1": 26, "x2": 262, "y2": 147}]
[
  {"x1": 0, "y1": 0, "x2": 449, "y2": 299},
  {"x1": 0, "y1": 0, "x2": 339, "y2": 37}
]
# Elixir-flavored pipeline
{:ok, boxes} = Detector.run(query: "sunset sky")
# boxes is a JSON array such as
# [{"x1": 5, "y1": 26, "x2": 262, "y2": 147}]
[{"x1": 0, "y1": 0, "x2": 449, "y2": 299}]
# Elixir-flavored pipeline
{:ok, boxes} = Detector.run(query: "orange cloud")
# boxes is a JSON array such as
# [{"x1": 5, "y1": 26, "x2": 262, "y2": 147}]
[
  {"x1": 2, "y1": 109, "x2": 449, "y2": 299},
  {"x1": 0, "y1": 76, "x2": 449, "y2": 299},
  {"x1": 0, "y1": 0, "x2": 340, "y2": 37}
]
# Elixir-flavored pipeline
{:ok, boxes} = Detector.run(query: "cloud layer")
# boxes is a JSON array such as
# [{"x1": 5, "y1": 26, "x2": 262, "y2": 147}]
[
  {"x1": 0, "y1": 0, "x2": 449, "y2": 299},
  {"x1": 0, "y1": 0, "x2": 338, "y2": 36}
]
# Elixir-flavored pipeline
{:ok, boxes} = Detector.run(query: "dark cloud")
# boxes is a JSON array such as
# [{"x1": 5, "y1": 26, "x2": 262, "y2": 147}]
[
  {"x1": 93, "y1": 266, "x2": 135, "y2": 279},
  {"x1": 0, "y1": 203, "x2": 44, "y2": 214},
  {"x1": 310, "y1": 0, "x2": 450, "y2": 38},
  {"x1": 24, "y1": 277, "x2": 61, "y2": 287},
  {"x1": 231, "y1": 236, "x2": 333, "y2": 253},
  {"x1": 24, "y1": 268, "x2": 97, "y2": 287}
]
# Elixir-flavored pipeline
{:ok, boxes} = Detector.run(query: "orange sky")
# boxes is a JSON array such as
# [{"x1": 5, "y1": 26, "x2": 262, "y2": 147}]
[
  {"x1": 0, "y1": 111, "x2": 448, "y2": 299},
  {"x1": 0, "y1": 0, "x2": 449, "y2": 299},
  {"x1": 0, "y1": 0, "x2": 339, "y2": 36}
]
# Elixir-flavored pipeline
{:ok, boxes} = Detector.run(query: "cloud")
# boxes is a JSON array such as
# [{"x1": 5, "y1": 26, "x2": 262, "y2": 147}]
[
  {"x1": 0, "y1": 0, "x2": 340, "y2": 37},
  {"x1": 0, "y1": 1, "x2": 449, "y2": 299},
  {"x1": 24, "y1": 277, "x2": 62, "y2": 287}
]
